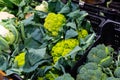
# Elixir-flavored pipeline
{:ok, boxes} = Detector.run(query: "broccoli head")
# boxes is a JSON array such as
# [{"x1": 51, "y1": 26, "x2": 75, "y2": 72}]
[
  {"x1": 107, "y1": 77, "x2": 120, "y2": 80},
  {"x1": 114, "y1": 67, "x2": 120, "y2": 78},
  {"x1": 76, "y1": 62, "x2": 107, "y2": 80},
  {"x1": 87, "y1": 44, "x2": 114, "y2": 67}
]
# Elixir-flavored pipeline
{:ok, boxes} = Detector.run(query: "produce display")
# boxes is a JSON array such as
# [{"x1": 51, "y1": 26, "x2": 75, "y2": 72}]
[
  {"x1": 0, "y1": 0, "x2": 119, "y2": 80},
  {"x1": 76, "y1": 44, "x2": 120, "y2": 80},
  {"x1": 0, "y1": 0, "x2": 96, "y2": 80}
]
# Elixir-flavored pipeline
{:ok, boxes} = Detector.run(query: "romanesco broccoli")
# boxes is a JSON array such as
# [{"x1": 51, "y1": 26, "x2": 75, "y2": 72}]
[
  {"x1": 78, "y1": 29, "x2": 88, "y2": 39},
  {"x1": 44, "y1": 13, "x2": 66, "y2": 36},
  {"x1": 51, "y1": 39, "x2": 78, "y2": 63},
  {"x1": 14, "y1": 52, "x2": 25, "y2": 67}
]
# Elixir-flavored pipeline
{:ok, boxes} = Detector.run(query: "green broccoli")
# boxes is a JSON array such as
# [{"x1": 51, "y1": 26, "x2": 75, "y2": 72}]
[
  {"x1": 87, "y1": 44, "x2": 114, "y2": 67},
  {"x1": 99, "y1": 56, "x2": 113, "y2": 67},
  {"x1": 76, "y1": 62, "x2": 107, "y2": 80},
  {"x1": 107, "y1": 77, "x2": 120, "y2": 80},
  {"x1": 55, "y1": 73, "x2": 74, "y2": 80},
  {"x1": 114, "y1": 67, "x2": 120, "y2": 78}
]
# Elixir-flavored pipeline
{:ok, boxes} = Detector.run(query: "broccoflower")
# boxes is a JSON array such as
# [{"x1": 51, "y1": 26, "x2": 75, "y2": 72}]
[
  {"x1": 51, "y1": 39, "x2": 78, "y2": 63},
  {"x1": 78, "y1": 29, "x2": 88, "y2": 38},
  {"x1": 14, "y1": 52, "x2": 25, "y2": 67},
  {"x1": 44, "y1": 13, "x2": 66, "y2": 36}
]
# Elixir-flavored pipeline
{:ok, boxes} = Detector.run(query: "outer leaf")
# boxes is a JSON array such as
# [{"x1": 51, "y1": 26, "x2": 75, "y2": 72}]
[
  {"x1": 9, "y1": 0, "x2": 22, "y2": 6},
  {"x1": 0, "y1": 37, "x2": 9, "y2": 52},
  {"x1": 23, "y1": 48, "x2": 50, "y2": 72},
  {"x1": 58, "y1": 1, "x2": 70, "y2": 14},
  {"x1": 66, "y1": 22, "x2": 77, "y2": 30},
  {"x1": 0, "y1": 54, "x2": 9, "y2": 70},
  {"x1": 55, "y1": 73, "x2": 74, "y2": 80},
  {"x1": 65, "y1": 29, "x2": 78, "y2": 39}
]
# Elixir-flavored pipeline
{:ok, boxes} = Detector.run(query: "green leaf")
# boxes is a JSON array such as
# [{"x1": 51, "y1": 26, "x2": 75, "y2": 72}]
[
  {"x1": 67, "y1": 10, "x2": 80, "y2": 18},
  {"x1": 55, "y1": 73, "x2": 74, "y2": 80},
  {"x1": 58, "y1": 2, "x2": 70, "y2": 14},
  {"x1": 6, "y1": 68, "x2": 22, "y2": 75},
  {"x1": 9, "y1": 0, "x2": 22, "y2": 6},
  {"x1": 23, "y1": 48, "x2": 50, "y2": 72},
  {"x1": 0, "y1": 54, "x2": 9, "y2": 70},
  {"x1": 65, "y1": 29, "x2": 78, "y2": 39},
  {"x1": 66, "y1": 46, "x2": 82, "y2": 59},
  {"x1": 66, "y1": 22, "x2": 77, "y2": 30},
  {"x1": 31, "y1": 29, "x2": 44, "y2": 43},
  {"x1": 28, "y1": 48, "x2": 47, "y2": 65},
  {"x1": 24, "y1": 37, "x2": 41, "y2": 49}
]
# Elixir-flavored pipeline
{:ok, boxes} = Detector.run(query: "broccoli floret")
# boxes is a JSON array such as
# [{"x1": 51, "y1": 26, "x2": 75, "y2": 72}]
[
  {"x1": 99, "y1": 56, "x2": 113, "y2": 67},
  {"x1": 87, "y1": 48, "x2": 107, "y2": 64},
  {"x1": 114, "y1": 67, "x2": 120, "y2": 78},
  {"x1": 87, "y1": 44, "x2": 114, "y2": 67},
  {"x1": 76, "y1": 62, "x2": 107, "y2": 80},
  {"x1": 55, "y1": 73, "x2": 74, "y2": 80},
  {"x1": 77, "y1": 68, "x2": 106, "y2": 80},
  {"x1": 107, "y1": 77, "x2": 120, "y2": 80}
]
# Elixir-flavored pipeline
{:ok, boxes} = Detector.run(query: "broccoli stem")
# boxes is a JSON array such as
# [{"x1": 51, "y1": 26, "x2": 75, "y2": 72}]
[{"x1": 106, "y1": 68, "x2": 113, "y2": 77}]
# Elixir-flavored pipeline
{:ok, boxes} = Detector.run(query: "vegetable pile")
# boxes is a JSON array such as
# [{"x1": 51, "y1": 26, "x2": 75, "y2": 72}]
[
  {"x1": 0, "y1": 0, "x2": 97, "y2": 80},
  {"x1": 76, "y1": 44, "x2": 120, "y2": 80}
]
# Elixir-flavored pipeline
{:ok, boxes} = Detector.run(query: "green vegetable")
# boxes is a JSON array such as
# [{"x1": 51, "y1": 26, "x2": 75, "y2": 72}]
[
  {"x1": 76, "y1": 62, "x2": 107, "y2": 80},
  {"x1": 0, "y1": 0, "x2": 14, "y2": 8},
  {"x1": 78, "y1": 29, "x2": 88, "y2": 39},
  {"x1": 114, "y1": 67, "x2": 120, "y2": 78},
  {"x1": 0, "y1": 19, "x2": 19, "y2": 52},
  {"x1": 14, "y1": 52, "x2": 25, "y2": 67},
  {"x1": 51, "y1": 39, "x2": 78, "y2": 63},
  {"x1": 87, "y1": 44, "x2": 114, "y2": 67},
  {"x1": 99, "y1": 56, "x2": 113, "y2": 67},
  {"x1": 9, "y1": 0, "x2": 22, "y2": 6},
  {"x1": 55, "y1": 73, "x2": 74, "y2": 80},
  {"x1": 107, "y1": 77, "x2": 120, "y2": 80},
  {"x1": 44, "y1": 13, "x2": 66, "y2": 36}
]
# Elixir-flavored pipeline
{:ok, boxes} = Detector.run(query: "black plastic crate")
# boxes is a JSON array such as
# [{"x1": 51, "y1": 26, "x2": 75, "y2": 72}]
[
  {"x1": 109, "y1": 2, "x2": 120, "y2": 11},
  {"x1": 73, "y1": 0, "x2": 108, "y2": 6},
  {"x1": 79, "y1": 3, "x2": 120, "y2": 22},
  {"x1": 70, "y1": 19, "x2": 120, "y2": 78},
  {"x1": 9, "y1": 74, "x2": 22, "y2": 80},
  {"x1": 86, "y1": 14, "x2": 105, "y2": 33}
]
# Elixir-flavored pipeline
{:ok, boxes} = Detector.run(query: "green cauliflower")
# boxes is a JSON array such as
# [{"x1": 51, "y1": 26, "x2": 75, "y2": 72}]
[
  {"x1": 76, "y1": 62, "x2": 107, "y2": 80},
  {"x1": 44, "y1": 13, "x2": 66, "y2": 36},
  {"x1": 87, "y1": 44, "x2": 114, "y2": 67},
  {"x1": 78, "y1": 29, "x2": 88, "y2": 39},
  {"x1": 114, "y1": 67, "x2": 120, "y2": 78},
  {"x1": 51, "y1": 39, "x2": 78, "y2": 63}
]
